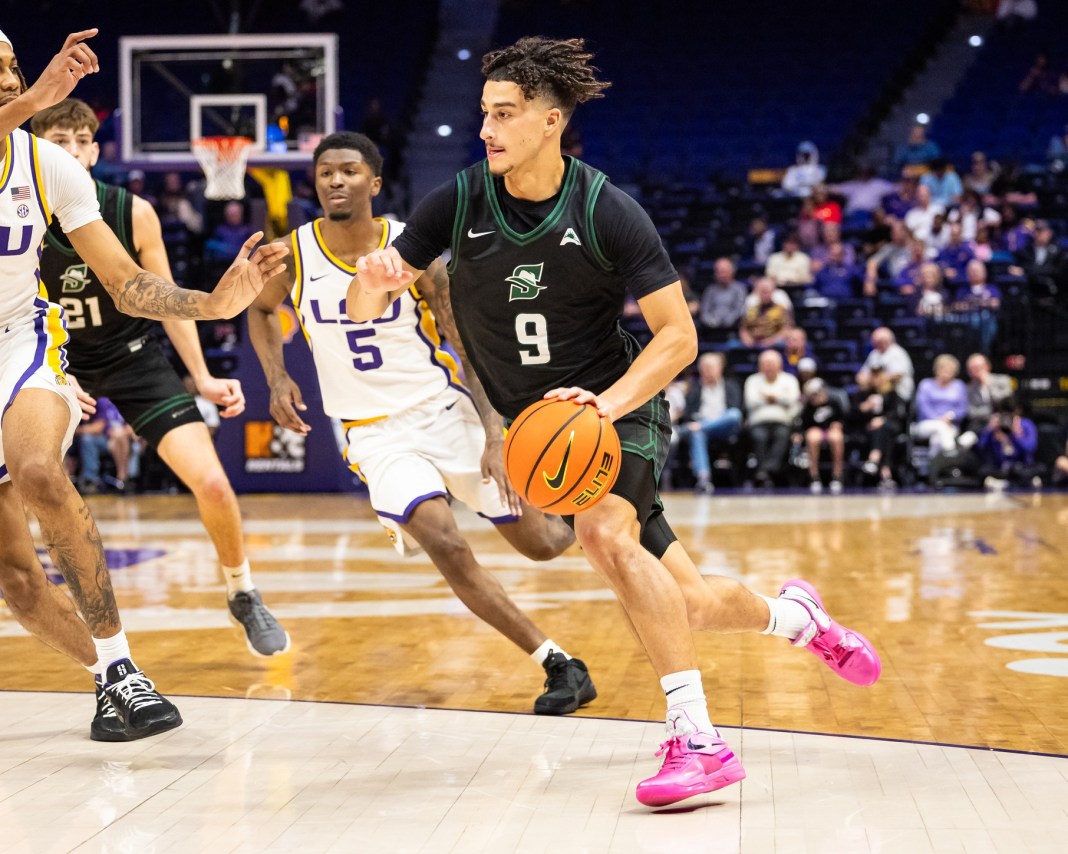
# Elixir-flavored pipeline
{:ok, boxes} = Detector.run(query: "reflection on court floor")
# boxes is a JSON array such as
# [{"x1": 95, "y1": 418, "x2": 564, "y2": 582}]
[{"x1": 1, "y1": 492, "x2": 1066, "y2": 852}]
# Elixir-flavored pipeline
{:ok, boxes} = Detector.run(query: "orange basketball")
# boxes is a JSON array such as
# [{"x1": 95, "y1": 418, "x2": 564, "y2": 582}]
[{"x1": 503, "y1": 400, "x2": 621, "y2": 514}]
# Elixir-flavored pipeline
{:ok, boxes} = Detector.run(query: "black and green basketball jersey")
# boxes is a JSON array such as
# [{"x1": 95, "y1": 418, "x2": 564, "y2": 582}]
[
  {"x1": 39, "y1": 180, "x2": 155, "y2": 360},
  {"x1": 445, "y1": 158, "x2": 642, "y2": 420}
]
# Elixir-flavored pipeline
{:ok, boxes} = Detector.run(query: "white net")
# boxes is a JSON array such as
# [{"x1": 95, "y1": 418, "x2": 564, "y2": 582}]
[{"x1": 192, "y1": 137, "x2": 253, "y2": 200}]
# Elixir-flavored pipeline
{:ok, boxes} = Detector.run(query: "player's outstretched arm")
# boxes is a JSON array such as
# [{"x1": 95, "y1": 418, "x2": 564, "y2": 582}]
[
  {"x1": 1, "y1": 30, "x2": 99, "y2": 136},
  {"x1": 68, "y1": 221, "x2": 287, "y2": 320},
  {"x1": 247, "y1": 247, "x2": 311, "y2": 435},
  {"x1": 420, "y1": 260, "x2": 521, "y2": 515},
  {"x1": 346, "y1": 246, "x2": 421, "y2": 322}
]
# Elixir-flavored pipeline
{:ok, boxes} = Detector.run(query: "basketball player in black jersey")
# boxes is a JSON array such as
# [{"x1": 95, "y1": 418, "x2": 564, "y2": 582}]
[
  {"x1": 32, "y1": 99, "x2": 290, "y2": 737},
  {"x1": 348, "y1": 37, "x2": 881, "y2": 806}
]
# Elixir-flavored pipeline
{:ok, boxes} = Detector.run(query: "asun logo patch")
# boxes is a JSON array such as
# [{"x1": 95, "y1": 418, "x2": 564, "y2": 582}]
[
  {"x1": 560, "y1": 227, "x2": 581, "y2": 246},
  {"x1": 507, "y1": 263, "x2": 546, "y2": 302},
  {"x1": 61, "y1": 263, "x2": 91, "y2": 294}
]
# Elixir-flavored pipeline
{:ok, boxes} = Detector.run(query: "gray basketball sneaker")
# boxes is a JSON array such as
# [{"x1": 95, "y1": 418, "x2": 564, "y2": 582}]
[{"x1": 228, "y1": 590, "x2": 291, "y2": 657}]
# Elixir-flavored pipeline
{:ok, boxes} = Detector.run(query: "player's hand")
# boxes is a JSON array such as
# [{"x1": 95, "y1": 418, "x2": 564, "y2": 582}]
[
  {"x1": 481, "y1": 437, "x2": 523, "y2": 518},
  {"x1": 204, "y1": 233, "x2": 289, "y2": 319},
  {"x1": 268, "y1": 375, "x2": 310, "y2": 435},
  {"x1": 23, "y1": 30, "x2": 100, "y2": 112},
  {"x1": 66, "y1": 372, "x2": 96, "y2": 421},
  {"x1": 543, "y1": 386, "x2": 619, "y2": 422},
  {"x1": 354, "y1": 247, "x2": 414, "y2": 293},
  {"x1": 197, "y1": 375, "x2": 245, "y2": 418}
]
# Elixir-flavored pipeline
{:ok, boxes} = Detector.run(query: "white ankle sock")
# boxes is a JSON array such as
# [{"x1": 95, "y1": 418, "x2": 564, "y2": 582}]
[
  {"x1": 93, "y1": 630, "x2": 132, "y2": 677},
  {"x1": 660, "y1": 670, "x2": 716, "y2": 734},
  {"x1": 222, "y1": 559, "x2": 256, "y2": 597},
  {"x1": 759, "y1": 593, "x2": 814, "y2": 640},
  {"x1": 531, "y1": 639, "x2": 569, "y2": 666}
]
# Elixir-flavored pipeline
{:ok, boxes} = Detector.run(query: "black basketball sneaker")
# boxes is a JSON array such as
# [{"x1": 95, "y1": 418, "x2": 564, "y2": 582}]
[
  {"x1": 102, "y1": 659, "x2": 183, "y2": 740},
  {"x1": 90, "y1": 676, "x2": 127, "y2": 742},
  {"x1": 534, "y1": 651, "x2": 597, "y2": 715}
]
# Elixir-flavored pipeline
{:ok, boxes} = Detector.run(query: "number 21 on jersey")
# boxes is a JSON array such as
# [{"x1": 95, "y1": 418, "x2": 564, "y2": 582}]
[
  {"x1": 516, "y1": 313, "x2": 550, "y2": 365},
  {"x1": 60, "y1": 296, "x2": 103, "y2": 329}
]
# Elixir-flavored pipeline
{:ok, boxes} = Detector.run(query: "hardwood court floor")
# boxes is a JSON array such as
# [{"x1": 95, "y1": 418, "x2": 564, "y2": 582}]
[{"x1": 1, "y1": 491, "x2": 1066, "y2": 852}]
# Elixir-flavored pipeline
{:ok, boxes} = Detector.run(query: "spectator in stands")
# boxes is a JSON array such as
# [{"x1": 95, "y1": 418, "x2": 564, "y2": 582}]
[
  {"x1": 999, "y1": 205, "x2": 1033, "y2": 254},
  {"x1": 699, "y1": 258, "x2": 748, "y2": 332},
  {"x1": 739, "y1": 277, "x2": 793, "y2": 348},
  {"x1": 748, "y1": 217, "x2": 776, "y2": 265},
  {"x1": 893, "y1": 239, "x2": 930, "y2": 294},
  {"x1": 961, "y1": 352, "x2": 1014, "y2": 439},
  {"x1": 865, "y1": 219, "x2": 913, "y2": 296},
  {"x1": 920, "y1": 158, "x2": 963, "y2": 208},
  {"x1": 904, "y1": 184, "x2": 944, "y2": 246},
  {"x1": 796, "y1": 356, "x2": 818, "y2": 390},
  {"x1": 781, "y1": 140, "x2": 826, "y2": 198},
  {"x1": 895, "y1": 124, "x2": 941, "y2": 170},
  {"x1": 811, "y1": 221, "x2": 855, "y2": 270},
  {"x1": 882, "y1": 173, "x2": 919, "y2": 220},
  {"x1": 963, "y1": 151, "x2": 999, "y2": 197},
  {"x1": 1010, "y1": 219, "x2": 1066, "y2": 299},
  {"x1": 683, "y1": 353, "x2": 743, "y2": 495},
  {"x1": 811, "y1": 185, "x2": 842, "y2": 225},
  {"x1": 970, "y1": 222, "x2": 995, "y2": 262},
  {"x1": 157, "y1": 171, "x2": 203, "y2": 234},
  {"x1": 125, "y1": 169, "x2": 155, "y2": 207},
  {"x1": 936, "y1": 222, "x2": 975, "y2": 282},
  {"x1": 828, "y1": 164, "x2": 895, "y2": 219},
  {"x1": 782, "y1": 327, "x2": 815, "y2": 375},
  {"x1": 799, "y1": 377, "x2": 845, "y2": 494},
  {"x1": 76, "y1": 398, "x2": 136, "y2": 494},
  {"x1": 953, "y1": 259, "x2": 1001, "y2": 351},
  {"x1": 857, "y1": 327, "x2": 915, "y2": 399},
  {"x1": 814, "y1": 241, "x2": 861, "y2": 302},
  {"x1": 744, "y1": 350, "x2": 801, "y2": 486},
  {"x1": 914, "y1": 354, "x2": 968, "y2": 458},
  {"x1": 766, "y1": 233, "x2": 813, "y2": 289},
  {"x1": 1047, "y1": 124, "x2": 1068, "y2": 171},
  {"x1": 912, "y1": 262, "x2": 948, "y2": 318},
  {"x1": 204, "y1": 201, "x2": 255, "y2": 263},
  {"x1": 948, "y1": 189, "x2": 1002, "y2": 242},
  {"x1": 678, "y1": 269, "x2": 702, "y2": 317},
  {"x1": 978, "y1": 399, "x2": 1043, "y2": 490},
  {"x1": 856, "y1": 368, "x2": 908, "y2": 490},
  {"x1": 661, "y1": 372, "x2": 691, "y2": 492}
]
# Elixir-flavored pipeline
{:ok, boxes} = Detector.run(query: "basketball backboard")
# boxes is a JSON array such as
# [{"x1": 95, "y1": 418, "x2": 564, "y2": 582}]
[{"x1": 119, "y1": 34, "x2": 339, "y2": 169}]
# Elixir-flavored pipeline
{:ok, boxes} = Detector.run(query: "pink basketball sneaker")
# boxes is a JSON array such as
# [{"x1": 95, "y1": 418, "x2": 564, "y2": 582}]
[
  {"x1": 635, "y1": 710, "x2": 746, "y2": 807},
  {"x1": 779, "y1": 579, "x2": 882, "y2": 687}
]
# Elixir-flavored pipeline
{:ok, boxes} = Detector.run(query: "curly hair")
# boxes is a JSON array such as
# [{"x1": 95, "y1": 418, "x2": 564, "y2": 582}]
[{"x1": 481, "y1": 36, "x2": 610, "y2": 119}]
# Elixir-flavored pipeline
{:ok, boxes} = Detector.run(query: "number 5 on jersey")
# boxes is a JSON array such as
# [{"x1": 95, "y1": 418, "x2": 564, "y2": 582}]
[{"x1": 516, "y1": 313, "x2": 550, "y2": 365}]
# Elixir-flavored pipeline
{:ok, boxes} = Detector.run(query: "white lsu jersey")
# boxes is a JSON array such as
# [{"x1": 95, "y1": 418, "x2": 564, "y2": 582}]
[
  {"x1": 290, "y1": 217, "x2": 465, "y2": 421},
  {"x1": 0, "y1": 129, "x2": 100, "y2": 328}
]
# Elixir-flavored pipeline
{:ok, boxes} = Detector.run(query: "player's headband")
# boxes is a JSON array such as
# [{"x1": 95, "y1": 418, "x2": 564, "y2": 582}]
[{"x1": 0, "y1": 30, "x2": 10, "y2": 47}]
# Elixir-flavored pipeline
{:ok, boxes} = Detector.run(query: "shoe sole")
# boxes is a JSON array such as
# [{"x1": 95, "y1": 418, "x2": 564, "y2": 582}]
[
  {"x1": 102, "y1": 713, "x2": 184, "y2": 742},
  {"x1": 636, "y1": 762, "x2": 747, "y2": 807},
  {"x1": 781, "y1": 578, "x2": 882, "y2": 686},
  {"x1": 533, "y1": 681, "x2": 598, "y2": 716},
  {"x1": 90, "y1": 722, "x2": 132, "y2": 743}
]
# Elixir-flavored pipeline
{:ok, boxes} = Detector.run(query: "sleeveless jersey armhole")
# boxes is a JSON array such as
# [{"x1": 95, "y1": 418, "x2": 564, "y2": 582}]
[{"x1": 584, "y1": 170, "x2": 614, "y2": 273}]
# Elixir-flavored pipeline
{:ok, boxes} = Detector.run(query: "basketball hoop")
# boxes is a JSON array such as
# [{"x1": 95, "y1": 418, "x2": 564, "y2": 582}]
[{"x1": 192, "y1": 136, "x2": 253, "y2": 200}]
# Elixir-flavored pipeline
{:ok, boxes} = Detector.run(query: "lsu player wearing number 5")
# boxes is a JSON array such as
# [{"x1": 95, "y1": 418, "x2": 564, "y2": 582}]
[
  {"x1": 33, "y1": 101, "x2": 290, "y2": 679},
  {"x1": 248, "y1": 132, "x2": 597, "y2": 715}
]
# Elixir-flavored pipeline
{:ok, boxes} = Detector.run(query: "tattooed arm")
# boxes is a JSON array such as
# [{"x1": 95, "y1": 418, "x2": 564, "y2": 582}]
[
  {"x1": 419, "y1": 259, "x2": 521, "y2": 515},
  {"x1": 66, "y1": 220, "x2": 288, "y2": 320}
]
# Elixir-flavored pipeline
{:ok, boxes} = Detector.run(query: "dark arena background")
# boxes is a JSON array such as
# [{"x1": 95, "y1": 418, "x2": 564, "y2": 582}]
[{"x1": 1, "y1": 1, "x2": 1066, "y2": 852}]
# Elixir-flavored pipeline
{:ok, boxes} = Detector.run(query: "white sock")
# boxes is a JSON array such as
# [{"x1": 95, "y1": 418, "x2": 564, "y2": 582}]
[
  {"x1": 222, "y1": 559, "x2": 255, "y2": 597},
  {"x1": 93, "y1": 629, "x2": 132, "y2": 678},
  {"x1": 531, "y1": 639, "x2": 569, "y2": 667},
  {"x1": 759, "y1": 593, "x2": 814, "y2": 640},
  {"x1": 660, "y1": 670, "x2": 716, "y2": 734}
]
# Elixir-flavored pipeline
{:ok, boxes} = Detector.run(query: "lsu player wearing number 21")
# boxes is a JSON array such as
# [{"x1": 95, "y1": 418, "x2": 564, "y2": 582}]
[{"x1": 248, "y1": 132, "x2": 598, "y2": 716}]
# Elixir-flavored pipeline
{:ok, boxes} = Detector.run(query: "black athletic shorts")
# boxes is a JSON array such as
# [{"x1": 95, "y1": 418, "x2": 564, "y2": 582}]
[
  {"x1": 563, "y1": 393, "x2": 679, "y2": 559},
  {"x1": 71, "y1": 337, "x2": 204, "y2": 447}
]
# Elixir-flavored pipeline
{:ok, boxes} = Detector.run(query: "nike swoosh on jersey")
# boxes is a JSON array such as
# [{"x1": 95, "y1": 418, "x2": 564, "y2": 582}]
[
  {"x1": 467, "y1": 228, "x2": 495, "y2": 238},
  {"x1": 309, "y1": 273, "x2": 331, "y2": 281},
  {"x1": 543, "y1": 430, "x2": 575, "y2": 490}
]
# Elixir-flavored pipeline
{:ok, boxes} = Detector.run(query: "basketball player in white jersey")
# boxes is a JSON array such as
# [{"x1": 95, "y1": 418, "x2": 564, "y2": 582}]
[
  {"x1": 0, "y1": 30, "x2": 287, "y2": 740},
  {"x1": 248, "y1": 132, "x2": 596, "y2": 715}
]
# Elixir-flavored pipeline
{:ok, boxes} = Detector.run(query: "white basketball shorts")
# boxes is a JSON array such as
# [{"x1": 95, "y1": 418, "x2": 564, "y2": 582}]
[
  {"x1": 342, "y1": 388, "x2": 517, "y2": 556},
  {"x1": 0, "y1": 308, "x2": 80, "y2": 485}
]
